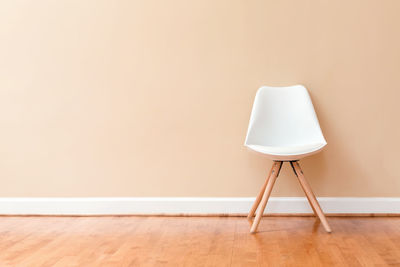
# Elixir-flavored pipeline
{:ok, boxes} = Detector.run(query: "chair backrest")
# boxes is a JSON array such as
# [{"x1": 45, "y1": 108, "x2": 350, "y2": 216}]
[{"x1": 245, "y1": 85, "x2": 326, "y2": 147}]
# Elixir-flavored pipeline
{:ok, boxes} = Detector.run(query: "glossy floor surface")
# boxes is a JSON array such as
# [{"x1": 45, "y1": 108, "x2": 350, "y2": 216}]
[{"x1": 0, "y1": 216, "x2": 399, "y2": 266}]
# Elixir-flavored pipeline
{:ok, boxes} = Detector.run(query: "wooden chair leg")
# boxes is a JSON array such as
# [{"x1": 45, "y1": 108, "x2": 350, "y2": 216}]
[
  {"x1": 289, "y1": 162, "x2": 318, "y2": 217},
  {"x1": 250, "y1": 161, "x2": 282, "y2": 233},
  {"x1": 247, "y1": 163, "x2": 275, "y2": 220},
  {"x1": 291, "y1": 161, "x2": 332, "y2": 233}
]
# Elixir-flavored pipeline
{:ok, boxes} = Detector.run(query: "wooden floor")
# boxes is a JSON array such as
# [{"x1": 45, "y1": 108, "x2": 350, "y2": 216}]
[{"x1": 0, "y1": 216, "x2": 400, "y2": 266}]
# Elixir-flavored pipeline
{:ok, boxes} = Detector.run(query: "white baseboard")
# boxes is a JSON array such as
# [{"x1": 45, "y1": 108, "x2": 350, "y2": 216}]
[{"x1": 0, "y1": 197, "x2": 399, "y2": 215}]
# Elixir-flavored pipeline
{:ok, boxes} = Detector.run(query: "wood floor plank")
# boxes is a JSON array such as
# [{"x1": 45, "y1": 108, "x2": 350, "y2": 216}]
[{"x1": 0, "y1": 216, "x2": 399, "y2": 266}]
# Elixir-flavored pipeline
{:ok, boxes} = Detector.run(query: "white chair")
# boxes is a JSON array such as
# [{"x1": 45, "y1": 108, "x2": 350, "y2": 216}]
[{"x1": 245, "y1": 85, "x2": 331, "y2": 233}]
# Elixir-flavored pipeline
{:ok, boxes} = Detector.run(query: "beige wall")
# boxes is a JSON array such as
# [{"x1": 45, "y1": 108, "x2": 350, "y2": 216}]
[{"x1": 1, "y1": 0, "x2": 399, "y2": 197}]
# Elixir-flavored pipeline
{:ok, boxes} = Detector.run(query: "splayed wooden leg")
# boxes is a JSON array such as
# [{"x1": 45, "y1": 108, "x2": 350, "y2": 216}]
[
  {"x1": 247, "y1": 163, "x2": 275, "y2": 220},
  {"x1": 250, "y1": 161, "x2": 282, "y2": 233},
  {"x1": 291, "y1": 161, "x2": 332, "y2": 233}
]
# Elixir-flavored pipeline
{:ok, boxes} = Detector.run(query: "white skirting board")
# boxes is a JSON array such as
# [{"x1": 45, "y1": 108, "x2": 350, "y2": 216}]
[{"x1": 0, "y1": 197, "x2": 399, "y2": 215}]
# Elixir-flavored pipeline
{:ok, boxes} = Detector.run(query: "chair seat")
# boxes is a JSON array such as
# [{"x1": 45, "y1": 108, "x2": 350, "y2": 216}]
[{"x1": 246, "y1": 142, "x2": 326, "y2": 160}]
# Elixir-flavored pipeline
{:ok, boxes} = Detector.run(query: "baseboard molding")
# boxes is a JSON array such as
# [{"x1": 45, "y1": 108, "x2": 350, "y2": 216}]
[{"x1": 0, "y1": 197, "x2": 399, "y2": 216}]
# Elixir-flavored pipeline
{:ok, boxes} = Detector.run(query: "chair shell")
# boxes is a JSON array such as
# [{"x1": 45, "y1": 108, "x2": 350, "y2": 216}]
[{"x1": 244, "y1": 85, "x2": 327, "y2": 161}]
